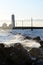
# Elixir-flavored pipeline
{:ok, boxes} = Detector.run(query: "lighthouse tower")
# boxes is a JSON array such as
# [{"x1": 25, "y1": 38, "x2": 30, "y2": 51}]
[{"x1": 12, "y1": 14, "x2": 15, "y2": 29}]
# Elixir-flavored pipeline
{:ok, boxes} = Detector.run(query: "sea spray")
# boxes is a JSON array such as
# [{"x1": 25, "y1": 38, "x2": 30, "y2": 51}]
[
  {"x1": 0, "y1": 30, "x2": 41, "y2": 51},
  {"x1": 4, "y1": 34, "x2": 41, "y2": 51}
]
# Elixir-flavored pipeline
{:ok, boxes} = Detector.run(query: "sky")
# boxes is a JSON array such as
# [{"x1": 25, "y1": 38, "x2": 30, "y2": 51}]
[{"x1": 0, "y1": 0, "x2": 43, "y2": 26}]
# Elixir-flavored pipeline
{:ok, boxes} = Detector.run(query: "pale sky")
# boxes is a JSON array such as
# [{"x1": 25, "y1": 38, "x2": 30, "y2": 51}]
[{"x1": 0, "y1": 0, "x2": 43, "y2": 26}]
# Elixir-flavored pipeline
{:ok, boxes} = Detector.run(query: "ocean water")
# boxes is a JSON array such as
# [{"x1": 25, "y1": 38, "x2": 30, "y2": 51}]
[
  {"x1": 0, "y1": 29, "x2": 42, "y2": 50},
  {"x1": 10, "y1": 29, "x2": 43, "y2": 40}
]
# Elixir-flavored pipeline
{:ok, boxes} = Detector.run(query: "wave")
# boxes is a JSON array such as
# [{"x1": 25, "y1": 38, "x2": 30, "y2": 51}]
[{"x1": 0, "y1": 29, "x2": 41, "y2": 51}]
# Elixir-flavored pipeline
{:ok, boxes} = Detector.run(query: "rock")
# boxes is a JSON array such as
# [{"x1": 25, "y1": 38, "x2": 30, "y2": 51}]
[
  {"x1": 8, "y1": 43, "x2": 32, "y2": 65},
  {"x1": 29, "y1": 48, "x2": 42, "y2": 58},
  {"x1": 0, "y1": 43, "x2": 43, "y2": 65},
  {"x1": 33, "y1": 36, "x2": 41, "y2": 42},
  {"x1": 39, "y1": 41, "x2": 43, "y2": 47},
  {"x1": 0, "y1": 43, "x2": 5, "y2": 48},
  {"x1": 24, "y1": 36, "x2": 32, "y2": 40},
  {"x1": 34, "y1": 59, "x2": 43, "y2": 65},
  {"x1": 0, "y1": 43, "x2": 32, "y2": 65}
]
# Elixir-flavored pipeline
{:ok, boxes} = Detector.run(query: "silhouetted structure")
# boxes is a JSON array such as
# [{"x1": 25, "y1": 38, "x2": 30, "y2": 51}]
[
  {"x1": 11, "y1": 15, "x2": 43, "y2": 30},
  {"x1": 31, "y1": 18, "x2": 33, "y2": 31},
  {"x1": 2, "y1": 23, "x2": 8, "y2": 29},
  {"x1": 12, "y1": 14, "x2": 15, "y2": 29},
  {"x1": 9, "y1": 24, "x2": 13, "y2": 29}
]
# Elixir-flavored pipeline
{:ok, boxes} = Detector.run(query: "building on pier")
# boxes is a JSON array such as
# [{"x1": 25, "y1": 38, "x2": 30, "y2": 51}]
[{"x1": 12, "y1": 14, "x2": 15, "y2": 29}]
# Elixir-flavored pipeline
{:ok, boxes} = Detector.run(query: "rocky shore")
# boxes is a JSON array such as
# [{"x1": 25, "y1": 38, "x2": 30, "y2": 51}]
[{"x1": 0, "y1": 36, "x2": 43, "y2": 65}]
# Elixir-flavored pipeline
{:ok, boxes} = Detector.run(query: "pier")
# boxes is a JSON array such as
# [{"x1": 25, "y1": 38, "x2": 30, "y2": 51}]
[
  {"x1": 0, "y1": 14, "x2": 43, "y2": 30},
  {"x1": 12, "y1": 27, "x2": 43, "y2": 29},
  {"x1": 11, "y1": 14, "x2": 43, "y2": 30}
]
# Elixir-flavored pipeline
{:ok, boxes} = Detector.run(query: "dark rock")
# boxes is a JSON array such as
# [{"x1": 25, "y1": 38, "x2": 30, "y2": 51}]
[
  {"x1": 24, "y1": 36, "x2": 32, "y2": 40},
  {"x1": 29, "y1": 48, "x2": 41, "y2": 57},
  {"x1": 40, "y1": 41, "x2": 43, "y2": 47},
  {"x1": 8, "y1": 43, "x2": 32, "y2": 65},
  {"x1": 0, "y1": 43, "x2": 33, "y2": 65},
  {"x1": 34, "y1": 59, "x2": 43, "y2": 65},
  {"x1": 0, "y1": 43, "x2": 43, "y2": 65},
  {"x1": 0, "y1": 43, "x2": 5, "y2": 48},
  {"x1": 33, "y1": 36, "x2": 41, "y2": 42}
]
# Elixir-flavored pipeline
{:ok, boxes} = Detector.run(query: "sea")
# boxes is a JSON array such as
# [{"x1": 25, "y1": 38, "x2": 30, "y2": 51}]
[{"x1": 0, "y1": 29, "x2": 42, "y2": 49}]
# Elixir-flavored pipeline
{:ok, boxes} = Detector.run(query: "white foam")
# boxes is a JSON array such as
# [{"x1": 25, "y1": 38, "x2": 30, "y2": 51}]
[{"x1": 4, "y1": 34, "x2": 41, "y2": 49}]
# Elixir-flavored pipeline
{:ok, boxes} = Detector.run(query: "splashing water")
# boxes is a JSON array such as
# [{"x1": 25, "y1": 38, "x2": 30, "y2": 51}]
[{"x1": 0, "y1": 29, "x2": 41, "y2": 51}]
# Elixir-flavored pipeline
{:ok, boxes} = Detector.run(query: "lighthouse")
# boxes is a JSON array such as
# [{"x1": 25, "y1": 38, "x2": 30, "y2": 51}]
[{"x1": 12, "y1": 14, "x2": 15, "y2": 29}]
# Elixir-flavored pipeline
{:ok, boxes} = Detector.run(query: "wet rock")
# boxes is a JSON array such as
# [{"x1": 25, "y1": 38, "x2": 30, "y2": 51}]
[
  {"x1": 24, "y1": 36, "x2": 32, "y2": 40},
  {"x1": 1, "y1": 43, "x2": 43, "y2": 65},
  {"x1": 34, "y1": 58, "x2": 43, "y2": 65},
  {"x1": 40, "y1": 41, "x2": 43, "y2": 47},
  {"x1": 0, "y1": 43, "x2": 43, "y2": 65},
  {"x1": 0, "y1": 43, "x2": 33, "y2": 65},
  {"x1": 33, "y1": 36, "x2": 41, "y2": 42},
  {"x1": 0, "y1": 43, "x2": 5, "y2": 48},
  {"x1": 8, "y1": 43, "x2": 32, "y2": 65},
  {"x1": 29, "y1": 48, "x2": 41, "y2": 58},
  {"x1": 0, "y1": 47, "x2": 9, "y2": 65}
]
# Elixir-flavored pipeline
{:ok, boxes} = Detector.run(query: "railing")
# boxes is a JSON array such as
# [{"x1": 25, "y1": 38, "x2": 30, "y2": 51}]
[
  {"x1": 15, "y1": 19, "x2": 43, "y2": 27},
  {"x1": 0, "y1": 18, "x2": 43, "y2": 28}
]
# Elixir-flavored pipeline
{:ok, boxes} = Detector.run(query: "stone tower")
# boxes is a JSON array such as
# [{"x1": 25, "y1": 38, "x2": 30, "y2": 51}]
[{"x1": 12, "y1": 14, "x2": 15, "y2": 29}]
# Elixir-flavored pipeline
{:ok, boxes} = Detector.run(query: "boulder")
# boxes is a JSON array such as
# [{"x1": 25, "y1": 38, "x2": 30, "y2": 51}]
[
  {"x1": 0, "y1": 43, "x2": 5, "y2": 48},
  {"x1": 24, "y1": 36, "x2": 32, "y2": 40},
  {"x1": 33, "y1": 36, "x2": 41, "y2": 42},
  {"x1": 40, "y1": 41, "x2": 43, "y2": 47},
  {"x1": 34, "y1": 59, "x2": 43, "y2": 65},
  {"x1": 29, "y1": 48, "x2": 41, "y2": 57},
  {"x1": 6, "y1": 43, "x2": 32, "y2": 65}
]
